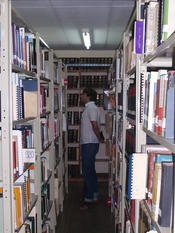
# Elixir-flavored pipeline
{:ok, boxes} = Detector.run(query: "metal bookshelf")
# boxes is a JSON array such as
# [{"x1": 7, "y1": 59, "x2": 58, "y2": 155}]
[
  {"x1": 0, "y1": 3, "x2": 68, "y2": 232},
  {"x1": 114, "y1": 1, "x2": 175, "y2": 233}
]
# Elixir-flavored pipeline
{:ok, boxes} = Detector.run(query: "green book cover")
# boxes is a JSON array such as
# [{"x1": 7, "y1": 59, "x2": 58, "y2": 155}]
[{"x1": 162, "y1": 0, "x2": 169, "y2": 41}]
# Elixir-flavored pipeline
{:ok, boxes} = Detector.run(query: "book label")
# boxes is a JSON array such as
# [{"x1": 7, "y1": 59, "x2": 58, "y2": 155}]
[{"x1": 23, "y1": 148, "x2": 35, "y2": 163}]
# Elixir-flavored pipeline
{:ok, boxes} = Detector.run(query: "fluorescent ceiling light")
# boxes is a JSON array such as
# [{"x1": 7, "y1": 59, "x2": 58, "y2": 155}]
[{"x1": 82, "y1": 32, "x2": 91, "y2": 50}]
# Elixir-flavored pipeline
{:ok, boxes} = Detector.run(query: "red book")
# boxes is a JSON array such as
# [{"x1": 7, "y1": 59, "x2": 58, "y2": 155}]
[
  {"x1": 147, "y1": 152, "x2": 156, "y2": 205},
  {"x1": 131, "y1": 200, "x2": 135, "y2": 224},
  {"x1": 155, "y1": 78, "x2": 160, "y2": 133},
  {"x1": 13, "y1": 140, "x2": 17, "y2": 180}
]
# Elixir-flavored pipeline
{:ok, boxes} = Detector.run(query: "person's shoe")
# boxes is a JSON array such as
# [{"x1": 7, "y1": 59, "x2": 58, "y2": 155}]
[
  {"x1": 80, "y1": 201, "x2": 90, "y2": 210},
  {"x1": 93, "y1": 197, "x2": 99, "y2": 203}
]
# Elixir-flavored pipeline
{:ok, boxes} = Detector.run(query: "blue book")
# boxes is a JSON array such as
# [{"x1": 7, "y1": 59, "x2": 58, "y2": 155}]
[
  {"x1": 158, "y1": 162, "x2": 173, "y2": 227},
  {"x1": 134, "y1": 21, "x2": 144, "y2": 54},
  {"x1": 165, "y1": 71, "x2": 175, "y2": 139},
  {"x1": 156, "y1": 154, "x2": 172, "y2": 163}
]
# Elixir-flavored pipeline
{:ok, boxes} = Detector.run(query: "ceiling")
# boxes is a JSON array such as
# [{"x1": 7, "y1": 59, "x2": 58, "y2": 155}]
[{"x1": 11, "y1": 0, "x2": 135, "y2": 50}]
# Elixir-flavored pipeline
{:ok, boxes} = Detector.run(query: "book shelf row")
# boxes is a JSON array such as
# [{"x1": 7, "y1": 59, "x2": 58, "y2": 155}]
[{"x1": 0, "y1": 3, "x2": 68, "y2": 233}]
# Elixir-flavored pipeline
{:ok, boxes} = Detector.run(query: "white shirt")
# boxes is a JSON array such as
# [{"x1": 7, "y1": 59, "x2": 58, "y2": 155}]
[{"x1": 80, "y1": 101, "x2": 100, "y2": 144}]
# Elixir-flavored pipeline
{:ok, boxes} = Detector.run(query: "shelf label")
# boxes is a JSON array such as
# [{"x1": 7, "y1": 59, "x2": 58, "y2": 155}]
[{"x1": 22, "y1": 148, "x2": 36, "y2": 163}]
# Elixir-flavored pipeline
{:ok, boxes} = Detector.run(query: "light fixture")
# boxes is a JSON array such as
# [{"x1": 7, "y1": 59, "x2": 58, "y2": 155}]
[{"x1": 82, "y1": 32, "x2": 91, "y2": 50}]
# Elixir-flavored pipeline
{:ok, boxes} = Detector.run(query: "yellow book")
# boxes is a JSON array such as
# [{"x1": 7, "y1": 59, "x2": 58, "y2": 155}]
[{"x1": 14, "y1": 187, "x2": 22, "y2": 228}]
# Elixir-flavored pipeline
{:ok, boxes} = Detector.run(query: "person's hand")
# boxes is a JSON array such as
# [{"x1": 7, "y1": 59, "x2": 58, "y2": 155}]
[{"x1": 100, "y1": 138, "x2": 105, "y2": 143}]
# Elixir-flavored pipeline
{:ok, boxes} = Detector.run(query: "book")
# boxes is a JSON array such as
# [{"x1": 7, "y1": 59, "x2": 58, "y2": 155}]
[
  {"x1": 139, "y1": 200, "x2": 152, "y2": 233},
  {"x1": 151, "y1": 154, "x2": 172, "y2": 221},
  {"x1": 145, "y1": 1, "x2": 159, "y2": 55},
  {"x1": 157, "y1": 0, "x2": 164, "y2": 45},
  {"x1": 128, "y1": 153, "x2": 148, "y2": 199},
  {"x1": 162, "y1": 0, "x2": 169, "y2": 42},
  {"x1": 22, "y1": 79, "x2": 38, "y2": 118},
  {"x1": 13, "y1": 130, "x2": 23, "y2": 176},
  {"x1": 134, "y1": 21, "x2": 144, "y2": 54},
  {"x1": 165, "y1": 71, "x2": 175, "y2": 139},
  {"x1": 158, "y1": 162, "x2": 173, "y2": 227},
  {"x1": 14, "y1": 186, "x2": 23, "y2": 228},
  {"x1": 148, "y1": 72, "x2": 158, "y2": 131},
  {"x1": 167, "y1": 0, "x2": 175, "y2": 39},
  {"x1": 157, "y1": 70, "x2": 168, "y2": 135},
  {"x1": 147, "y1": 152, "x2": 156, "y2": 205},
  {"x1": 54, "y1": 177, "x2": 59, "y2": 217}
]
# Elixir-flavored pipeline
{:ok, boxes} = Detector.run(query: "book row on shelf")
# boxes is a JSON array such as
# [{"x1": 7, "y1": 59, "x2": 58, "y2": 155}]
[
  {"x1": 67, "y1": 93, "x2": 104, "y2": 107},
  {"x1": 107, "y1": 1, "x2": 175, "y2": 233},
  {"x1": 0, "y1": 3, "x2": 68, "y2": 233},
  {"x1": 62, "y1": 57, "x2": 113, "y2": 65},
  {"x1": 125, "y1": 0, "x2": 175, "y2": 74},
  {"x1": 68, "y1": 75, "x2": 108, "y2": 89}
]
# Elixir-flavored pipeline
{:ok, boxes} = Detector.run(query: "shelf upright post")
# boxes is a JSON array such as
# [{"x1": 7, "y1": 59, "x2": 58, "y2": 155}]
[
  {"x1": 115, "y1": 51, "x2": 122, "y2": 230},
  {"x1": 121, "y1": 33, "x2": 127, "y2": 233},
  {"x1": 1, "y1": 0, "x2": 14, "y2": 232},
  {"x1": 35, "y1": 32, "x2": 42, "y2": 233},
  {"x1": 64, "y1": 65, "x2": 68, "y2": 194},
  {"x1": 58, "y1": 59, "x2": 64, "y2": 212},
  {"x1": 49, "y1": 49, "x2": 55, "y2": 201},
  {"x1": 135, "y1": 1, "x2": 146, "y2": 232},
  {"x1": 49, "y1": 49, "x2": 56, "y2": 231}
]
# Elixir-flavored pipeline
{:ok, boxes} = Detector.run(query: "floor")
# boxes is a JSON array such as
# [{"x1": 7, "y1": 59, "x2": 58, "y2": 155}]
[{"x1": 56, "y1": 180, "x2": 115, "y2": 233}]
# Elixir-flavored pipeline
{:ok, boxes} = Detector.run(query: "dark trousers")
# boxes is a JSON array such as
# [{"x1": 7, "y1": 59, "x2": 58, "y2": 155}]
[{"x1": 81, "y1": 143, "x2": 99, "y2": 202}]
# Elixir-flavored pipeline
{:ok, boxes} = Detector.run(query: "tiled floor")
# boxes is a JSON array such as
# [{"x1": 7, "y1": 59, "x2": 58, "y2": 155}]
[{"x1": 56, "y1": 181, "x2": 115, "y2": 233}]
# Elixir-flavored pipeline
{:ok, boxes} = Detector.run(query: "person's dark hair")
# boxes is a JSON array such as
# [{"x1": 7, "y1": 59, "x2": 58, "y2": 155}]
[{"x1": 83, "y1": 88, "x2": 97, "y2": 102}]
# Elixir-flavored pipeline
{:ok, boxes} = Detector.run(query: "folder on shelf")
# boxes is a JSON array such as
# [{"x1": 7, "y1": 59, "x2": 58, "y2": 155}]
[{"x1": 128, "y1": 153, "x2": 148, "y2": 199}]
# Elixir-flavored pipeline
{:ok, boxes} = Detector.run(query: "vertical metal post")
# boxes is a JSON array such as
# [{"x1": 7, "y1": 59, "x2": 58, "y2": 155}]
[
  {"x1": 1, "y1": 1, "x2": 14, "y2": 232},
  {"x1": 121, "y1": 34, "x2": 127, "y2": 233},
  {"x1": 35, "y1": 32, "x2": 42, "y2": 233},
  {"x1": 135, "y1": 1, "x2": 146, "y2": 232},
  {"x1": 49, "y1": 50, "x2": 56, "y2": 231},
  {"x1": 49, "y1": 50, "x2": 55, "y2": 201},
  {"x1": 58, "y1": 60, "x2": 64, "y2": 212},
  {"x1": 64, "y1": 65, "x2": 68, "y2": 194},
  {"x1": 114, "y1": 51, "x2": 121, "y2": 231}
]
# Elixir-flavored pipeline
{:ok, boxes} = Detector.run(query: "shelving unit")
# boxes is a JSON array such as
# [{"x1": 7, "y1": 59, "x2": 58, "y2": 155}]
[
  {"x1": 63, "y1": 57, "x2": 113, "y2": 179},
  {"x1": 113, "y1": 1, "x2": 175, "y2": 233},
  {"x1": 0, "y1": 2, "x2": 67, "y2": 232}
]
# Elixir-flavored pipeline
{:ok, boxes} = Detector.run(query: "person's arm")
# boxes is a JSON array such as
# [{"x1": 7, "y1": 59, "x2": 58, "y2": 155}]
[{"x1": 91, "y1": 121, "x2": 104, "y2": 143}]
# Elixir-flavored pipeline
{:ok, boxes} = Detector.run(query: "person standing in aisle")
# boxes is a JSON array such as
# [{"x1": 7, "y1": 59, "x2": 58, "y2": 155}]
[{"x1": 80, "y1": 88, "x2": 104, "y2": 210}]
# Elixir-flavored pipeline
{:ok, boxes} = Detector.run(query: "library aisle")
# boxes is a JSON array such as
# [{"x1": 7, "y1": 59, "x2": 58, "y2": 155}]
[
  {"x1": 56, "y1": 181, "x2": 114, "y2": 233},
  {"x1": 2, "y1": 1, "x2": 175, "y2": 233}
]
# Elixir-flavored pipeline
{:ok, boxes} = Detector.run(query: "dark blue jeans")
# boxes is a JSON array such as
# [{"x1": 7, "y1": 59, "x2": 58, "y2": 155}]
[{"x1": 81, "y1": 143, "x2": 99, "y2": 202}]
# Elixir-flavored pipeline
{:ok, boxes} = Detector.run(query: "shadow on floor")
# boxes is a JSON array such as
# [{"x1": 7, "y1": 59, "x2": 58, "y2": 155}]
[{"x1": 56, "y1": 181, "x2": 115, "y2": 233}]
